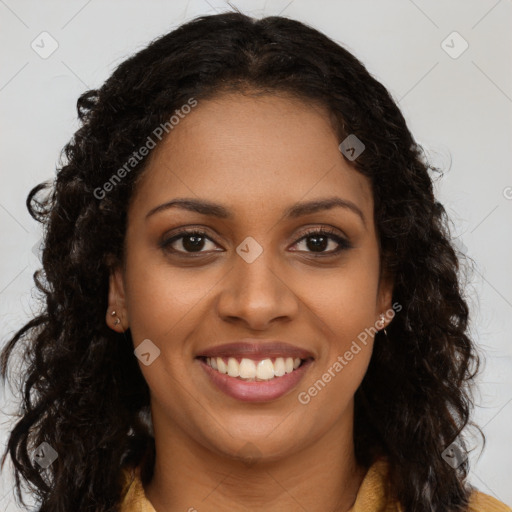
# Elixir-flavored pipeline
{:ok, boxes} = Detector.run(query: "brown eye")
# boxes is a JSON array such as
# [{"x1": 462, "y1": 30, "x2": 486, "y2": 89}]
[
  {"x1": 291, "y1": 228, "x2": 352, "y2": 255},
  {"x1": 159, "y1": 227, "x2": 352, "y2": 257},
  {"x1": 160, "y1": 230, "x2": 219, "y2": 254}
]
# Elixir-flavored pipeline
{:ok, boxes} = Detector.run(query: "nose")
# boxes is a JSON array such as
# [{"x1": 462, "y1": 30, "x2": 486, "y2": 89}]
[{"x1": 215, "y1": 247, "x2": 299, "y2": 331}]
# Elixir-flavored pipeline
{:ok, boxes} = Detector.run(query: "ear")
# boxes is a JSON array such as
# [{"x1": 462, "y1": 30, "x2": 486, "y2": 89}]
[
  {"x1": 106, "y1": 265, "x2": 129, "y2": 332},
  {"x1": 376, "y1": 271, "x2": 395, "y2": 330}
]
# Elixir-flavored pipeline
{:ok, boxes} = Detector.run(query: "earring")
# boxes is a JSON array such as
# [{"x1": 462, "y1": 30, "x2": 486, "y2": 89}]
[
  {"x1": 379, "y1": 314, "x2": 388, "y2": 336},
  {"x1": 110, "y1": 310, "x2": 121, "y2": 326}
]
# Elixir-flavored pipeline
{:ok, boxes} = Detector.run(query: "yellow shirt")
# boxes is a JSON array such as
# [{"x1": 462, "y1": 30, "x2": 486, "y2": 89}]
[{"x1": 119, "y1": 457, "x2": 511, "y2": 512}]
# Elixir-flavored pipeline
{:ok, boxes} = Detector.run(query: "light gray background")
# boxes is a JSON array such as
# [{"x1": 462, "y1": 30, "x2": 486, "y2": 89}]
[{"x1": 1, "y1": 0, "x2": 511, "y2": 510}]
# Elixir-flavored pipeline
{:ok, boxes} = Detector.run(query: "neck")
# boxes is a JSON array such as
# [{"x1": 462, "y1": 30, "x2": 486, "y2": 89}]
[{"x1": 144, "y1": 404, "x2": 368, "y2": 512}]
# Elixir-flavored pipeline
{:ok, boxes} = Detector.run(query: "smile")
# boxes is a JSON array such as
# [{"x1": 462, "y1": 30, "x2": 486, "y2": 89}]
[
  {"x1": 200, "y1": 356, "x2": 305, "y2": 381},
  {"x1": 196, "y1": 356, "x2": 314, "y2": 402}
]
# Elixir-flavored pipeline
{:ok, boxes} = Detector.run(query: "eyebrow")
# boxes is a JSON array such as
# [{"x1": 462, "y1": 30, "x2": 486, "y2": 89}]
[{"x1": 145, "y1": 196, "x2": 366, "y2": 228}]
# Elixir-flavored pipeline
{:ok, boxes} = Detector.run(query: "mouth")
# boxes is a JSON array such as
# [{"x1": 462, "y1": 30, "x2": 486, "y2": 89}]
[
  {"x1": 196, "y1": 355, "x2": 313, "y2": 382},
  {"x1": 195, "y1": 340, "x2": 315, "y2": 402},
  {"x1": 195, "y1": 356, "x2": 314, "y2": 402}
]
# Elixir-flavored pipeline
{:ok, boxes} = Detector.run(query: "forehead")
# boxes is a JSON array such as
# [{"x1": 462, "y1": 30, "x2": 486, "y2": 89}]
[{"x1": 130, "y1": 92, "x2": 373, "y2": 222}]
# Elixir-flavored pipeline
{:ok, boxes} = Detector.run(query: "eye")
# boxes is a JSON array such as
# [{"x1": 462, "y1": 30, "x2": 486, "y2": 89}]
[
  {"x1": 159, "y1": 229, "x2": 219, "y2": 255},
  {"x1": 159, "y1": 226, "x2": 352, "y2": 256},
  {"x1": 291, "y1": 227, "x2": 352, "y2": 256}
]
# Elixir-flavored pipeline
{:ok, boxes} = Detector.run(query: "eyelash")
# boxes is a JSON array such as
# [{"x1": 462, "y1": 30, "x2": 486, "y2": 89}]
[{"x1": 159, "y1": 227, "x2": 352, "y2": 257}]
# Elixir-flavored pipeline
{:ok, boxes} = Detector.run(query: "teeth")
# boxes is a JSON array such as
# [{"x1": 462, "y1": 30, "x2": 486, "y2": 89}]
[
  {"x1": 205, "y1": 356, "x2": 303, "y2": 380},
  {"x1": 227, "y1": 357, "x2": 239, "y2": 377},
  {"x1": 274, "y1": 357, "x2": 286, "y2": 377},
  {"x1": 217, "y1": 358, "x2": 227, "y2": 374},
  {"x1": 256, "y1": 359, "x2": 274, "y2": 380},
  {"x1": 239, "y1": 358, "x2": 256, "y2": 378}
]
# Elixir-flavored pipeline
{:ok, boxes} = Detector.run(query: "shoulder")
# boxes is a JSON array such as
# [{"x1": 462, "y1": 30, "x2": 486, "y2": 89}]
[
  {"x1": 119, "y1": 465, "x2": 156, "y2": 512},
  {"x1": 468, "y1": 489, "x2": 512, "y2": 512},
  {"x1": 119, "y1": 466, "x2": 137, "y2": 511},
  {"x1": 363, "y1": 457, "x2": 511, "y2": 512}
]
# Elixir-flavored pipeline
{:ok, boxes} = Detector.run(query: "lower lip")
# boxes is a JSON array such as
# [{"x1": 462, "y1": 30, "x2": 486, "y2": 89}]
[{"x1": 197, "y1": 357, "x2": 314, "y2": 402}]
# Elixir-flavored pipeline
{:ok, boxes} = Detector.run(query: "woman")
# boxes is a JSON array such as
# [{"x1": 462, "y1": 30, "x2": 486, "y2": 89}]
[{"x1": 1, "y1": 11, "x2": 510, "y2": 512}]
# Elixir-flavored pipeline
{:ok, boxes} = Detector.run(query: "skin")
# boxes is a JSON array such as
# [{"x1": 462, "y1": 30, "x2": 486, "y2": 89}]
[{"x1": 107, "y1": 91, "x2": 394, "y2": 512}]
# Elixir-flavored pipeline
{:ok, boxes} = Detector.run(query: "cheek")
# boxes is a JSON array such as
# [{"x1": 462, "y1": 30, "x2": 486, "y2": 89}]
[
  {"x1": 296, "y1": 293, "x2": 376, "y2": 420},
  {"x1": 122, "y1": 251, "x2": 216, "y2": 418},
  {"x1": 302, "y1": 250, "x2": 381, "y2": 344},
  {"x1": 295, "y1": 248, "x2": 380, "y2": 401},
  {"x1": 123, "y1": 244, "x2": 217, "y2": 343}
]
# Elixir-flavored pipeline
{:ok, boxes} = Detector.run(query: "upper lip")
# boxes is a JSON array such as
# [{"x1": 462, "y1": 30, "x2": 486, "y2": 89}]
[{"x1": 196, "y1": 339, "x2": 315, "y2": 360}]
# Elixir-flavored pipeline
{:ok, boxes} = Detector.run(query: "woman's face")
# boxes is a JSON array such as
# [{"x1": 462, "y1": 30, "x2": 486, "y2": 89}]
[{"x1": 108, "y1": 92, "x2": 393, "y2": 463}]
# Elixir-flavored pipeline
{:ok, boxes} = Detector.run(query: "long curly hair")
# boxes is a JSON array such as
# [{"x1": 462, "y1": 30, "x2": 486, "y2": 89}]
[{"x1": 1, "y1": 11, "x2": 483, "y2": 512}]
